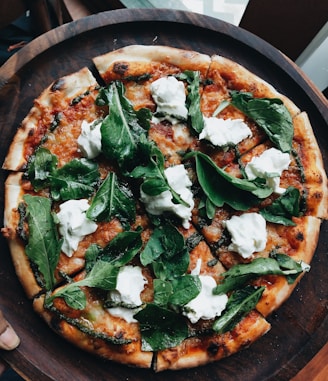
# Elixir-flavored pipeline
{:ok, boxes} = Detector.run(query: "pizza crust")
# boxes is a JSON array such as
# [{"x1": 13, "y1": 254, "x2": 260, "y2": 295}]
[
  {"x1": 2, "y1": 67, "x2": 98, "y2": 171},
  {"x1": 2, "y1": 173, "x2": 42, "y2": 298}
]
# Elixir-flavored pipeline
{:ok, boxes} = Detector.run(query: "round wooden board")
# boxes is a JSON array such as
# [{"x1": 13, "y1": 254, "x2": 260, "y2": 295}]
[{"x1": 0, "y1": 8, "x2": 327, "y2": 381}]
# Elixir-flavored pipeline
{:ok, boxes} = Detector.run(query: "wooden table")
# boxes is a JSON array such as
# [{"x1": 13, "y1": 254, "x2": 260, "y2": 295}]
[{"x1": 0, "y1": 8, "x2": 327, "y2": 381}]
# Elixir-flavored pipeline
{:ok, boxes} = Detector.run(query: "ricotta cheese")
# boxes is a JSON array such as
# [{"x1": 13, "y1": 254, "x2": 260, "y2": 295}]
[
  {"x1": 77, "y1": 119, "x2": 102, "y2": 159},
  {"x1": 199, "y1": 117, "x2": 252, "y2": 147},
  {"x1": 245, "y1": 147, "x2": 291, "y2": 194},
  {"x1": 108, "y1": 265, "x2": 147, "y2": 308},
  {"x1": 150, "y1": 76, "x2": 188, "y2": 122},
  {"x1": 140, "y1": 164, "x2": 194, "y2": 228},
  {"x1": 223, "y1": 213, "x2": 267, "y2": 259},
  {"x1": 56, "y1": 199, "x2": 98, "y2": 257},
  {"x1": 182, "y1": 275, "x2": 228, "y2": 324}
]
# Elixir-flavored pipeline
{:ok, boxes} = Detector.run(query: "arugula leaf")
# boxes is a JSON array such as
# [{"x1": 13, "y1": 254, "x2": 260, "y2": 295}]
[
  {"x1": 140, "y1": 222, "x2": 189, "y2": 280},
  {"x1": 46, "y1": 260, "x2": 120, "y2": 309},
  {"x1": 27, "y1": 148, "x2": 100, "y2": 201},
  {"x1": 213, "y1": 255, "x2": 306, "y2": 295},
  {"x1": 49, "y1": 158, "x2": 99, "y2": 201},
  {"x1": 98, "y1": 81, "x2": 151, "y2": 170},
  {"x1": 230, "y1": 91, "x2": 293, "y2": 153},
  {"x1": 27, "y1": 147, "x2": 57, "y2": 190},
  {"x1": 23, "y1": 194, "x2": 62, "y2": 291},
  {"x1": 153, "y1": 279, "x2": 173, "y2": 306},
  {"x1": 212, "y1": 286, "x2": 265, "y2": 334},
  {"x1": 134, "y1": 303, "x2": 189, "y2": 351},
  {"x1": 86, "y1": 172, "x2": 135, "y2": 227},
  {"x1": 272, "y1": 252, "x2": 310, "y2": 284},
  {"x1": 187, "y1": 151, "x2": 272, "y2": 211},
  {"x1": 168, "y1": 275, "x2": 201, "y2": 307},
  {"x1": 99, "y1": 229, "x2": 143, "y2": 266},
  {"x1": 178, "y1": 71, "x2": 204, "y2": 134},
  {"x1": 260, "y1": 186, "x2": 301, "y2": 226}
]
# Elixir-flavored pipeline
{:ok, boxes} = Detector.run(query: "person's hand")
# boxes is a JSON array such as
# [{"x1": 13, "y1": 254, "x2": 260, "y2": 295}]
[{"x1": 0, "y1": 310, "x2": 20, "y2": 375}]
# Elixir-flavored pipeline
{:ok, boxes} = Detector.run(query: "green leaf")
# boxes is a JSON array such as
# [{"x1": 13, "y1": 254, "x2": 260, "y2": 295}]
[
  {"x1": 99, "y1": 81, "x2": 150, "y2": 169},
  {"x1": 100, "y1": 229, "x2": 143, "y2": 266},
  {"x1": 230, "y1": 91, "x2": 293, "y2": 153},
  {"x1": 180, "y1": 70, "x2": 204, "y2": 134},
  {"x1": 260, "y1": 186, "x2": 301, "y2": 226},
  {"x1": 26, "y1": 148, "x2": 100, "y2": 201},
  {"x1": 213, "y1": 255, "x2": 305, "y2": 295},
  {"x1": 87, "y1": 172, "x2": 135, "y2": 227},
  {"x1": 23, "y1": 195, "x2": 62, "y2": 290},
  {"x1": 168, "y1": 275, "x2": 201, "y2": 306},
  {"x1": 140, "y1": 222, "x2": 185, "y2": 266},
  {"x1": 212, "y1": 286, "x2": 265, "y2": 333},
  {"x1": 153, "y1": 279, "x2": 173, "y2": 306},
  {"x1": 134, "y1": 304, "x2": 189, "y2": 351},
  {"x1": 272, "y1": 253, "x2": 308, "y2": 284},
  {"x1": 27, "y1": 147, "x2": 57, "y2": 190},
  {"x1": 189, "y1": 151, "x2": 272, "y2": 211},
  {"x1": 50, "y1": 158, "x2": 100, "y2": 201},
  {"x1": 47, "y1": 261, "x2": 120, "y2": 310},
  {"x1": 152, "y1": 247, "x2": 190, "y2": 281}
]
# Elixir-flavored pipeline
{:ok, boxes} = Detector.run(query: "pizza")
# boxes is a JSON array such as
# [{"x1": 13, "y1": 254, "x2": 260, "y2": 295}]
[{"x1": 1, "y1": 45, "x2": 327, "y2": 371}]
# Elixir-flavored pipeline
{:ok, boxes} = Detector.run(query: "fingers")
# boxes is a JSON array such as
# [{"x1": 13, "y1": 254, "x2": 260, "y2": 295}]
[{"x1": 0, "y1": 311, "x2": 20, "y2": 351}]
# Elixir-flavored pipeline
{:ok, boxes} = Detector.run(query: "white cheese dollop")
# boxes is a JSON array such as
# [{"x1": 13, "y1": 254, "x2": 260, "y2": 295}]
[
  {"x1": 77, "y1": 119, "x2": 102, "y2": 159},
  {"x1": 140, "y1": 164, "x2": 194, "y2": 229},
  {"x1": 223, "y1": 213, "x2": 267, "y2": 259},
  {"x1": 182, "y1": 275, "x2": 228, "y2": 324},
  {"x1": 56, "y1": 199, "x2": 98, "y2": 257},
  {"x1": 150, "y1": 76, "x2": 188, "y2": 122},
  {"x1": 108, "y1": 265, "x2": 147, "y2": 308},
  {"x1": 107, "y1": 266, "x2": 147, "y2": 323},
  {"x1": 245, "y1": 147, "x2": 291, "y2": 194},
  {"x1": 199, "y1": 117, "x2": 252, "y2": 147}
]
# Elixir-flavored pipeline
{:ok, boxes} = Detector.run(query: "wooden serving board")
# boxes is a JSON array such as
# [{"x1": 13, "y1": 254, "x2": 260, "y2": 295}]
[{"x1": 0, "y1": 9, "x2": 327, "y2": 381}]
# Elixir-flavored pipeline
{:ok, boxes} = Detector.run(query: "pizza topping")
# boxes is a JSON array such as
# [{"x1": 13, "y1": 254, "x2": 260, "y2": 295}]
[
  {"x1": 140, "y1": 164, "x2": 194, "y2": 228},
  {"x1": 56, "y1": 199, "x2": 98, "y2": 257},
  {"x1": 245, "y1": 147, "x2": 291, "y2": 194},
  {"x1": 223, "y1": 213, "x2": 267, "y2": 258},
  {"x1": 212, "y1": 285, "x2": 265, "y2": 334},
  {"x1": 108, "y1": 265, "x2": 147, "y2": 308},
  {"x1": 259, "y1": 186, "x2": 301, "y2": 226},
  {"x1": 230, "y1": 90, "x2": 294, "y2": 153},
  {"x1": 182, "y1": 275, "x2": 228, "y2": 323},
  {"x1": 77, "y1": 119, "x2": 102, "y2": 159},
  {"x1": 189, "y1": 151, "x2": 272, "y2": 212},
  {"x1": 199, "y1": 117, "x2": 252, "y2": 147},
  {"x1": 150, "y1": 76, "x2": 188, "y2": 122},
  {"x1": 23, "y1": 194, "x2": 62, "y2": 290},
  {"x1": 86, "y1": 172, "x2": 136, "y2": 228}
]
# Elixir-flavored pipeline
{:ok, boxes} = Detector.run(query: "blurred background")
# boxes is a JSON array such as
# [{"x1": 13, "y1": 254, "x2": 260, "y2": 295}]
[{"x1": 1, "y1": 0, "x2": 328, "y2": 96}]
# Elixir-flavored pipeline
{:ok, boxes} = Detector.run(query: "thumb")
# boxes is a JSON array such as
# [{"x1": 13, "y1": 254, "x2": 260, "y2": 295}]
[{"x1": 0, "y1": 311, "x2": 20, "y2": 350}]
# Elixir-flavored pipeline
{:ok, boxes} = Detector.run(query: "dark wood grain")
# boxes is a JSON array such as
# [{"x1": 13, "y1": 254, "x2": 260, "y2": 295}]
[{"x1": 0, "y1": 8, "x2": 327, "y2": 381}]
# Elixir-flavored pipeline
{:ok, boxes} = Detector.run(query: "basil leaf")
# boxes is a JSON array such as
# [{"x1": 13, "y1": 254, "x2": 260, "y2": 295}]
[
  {"x1": 189, "y1": 152, "x2": 272, "y2": 211},
  {"x1": 134, "y1": 303, "x2": 189, "y2": 351},
  {"x1": 99, "y1": 81, "x2": 150, "y2": 169},
  {"x1": 230, "y1": 91, "x2": 293, "y2": 153},
  {"x1": 23, "y1": 195, "x2": 62, "y2": 291},
  {"x1": 87, "y1": 172, "x2": 135, "y2": 227},
  {"x1": 212, "y1": 286, "x2": 265, "y2": 334},
  {"x1": 260, "y1": 186, "x2": 301, "y2": 226},
  {"x1": 50, "y1": 158, "x2": 100, "y2": 201}
]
